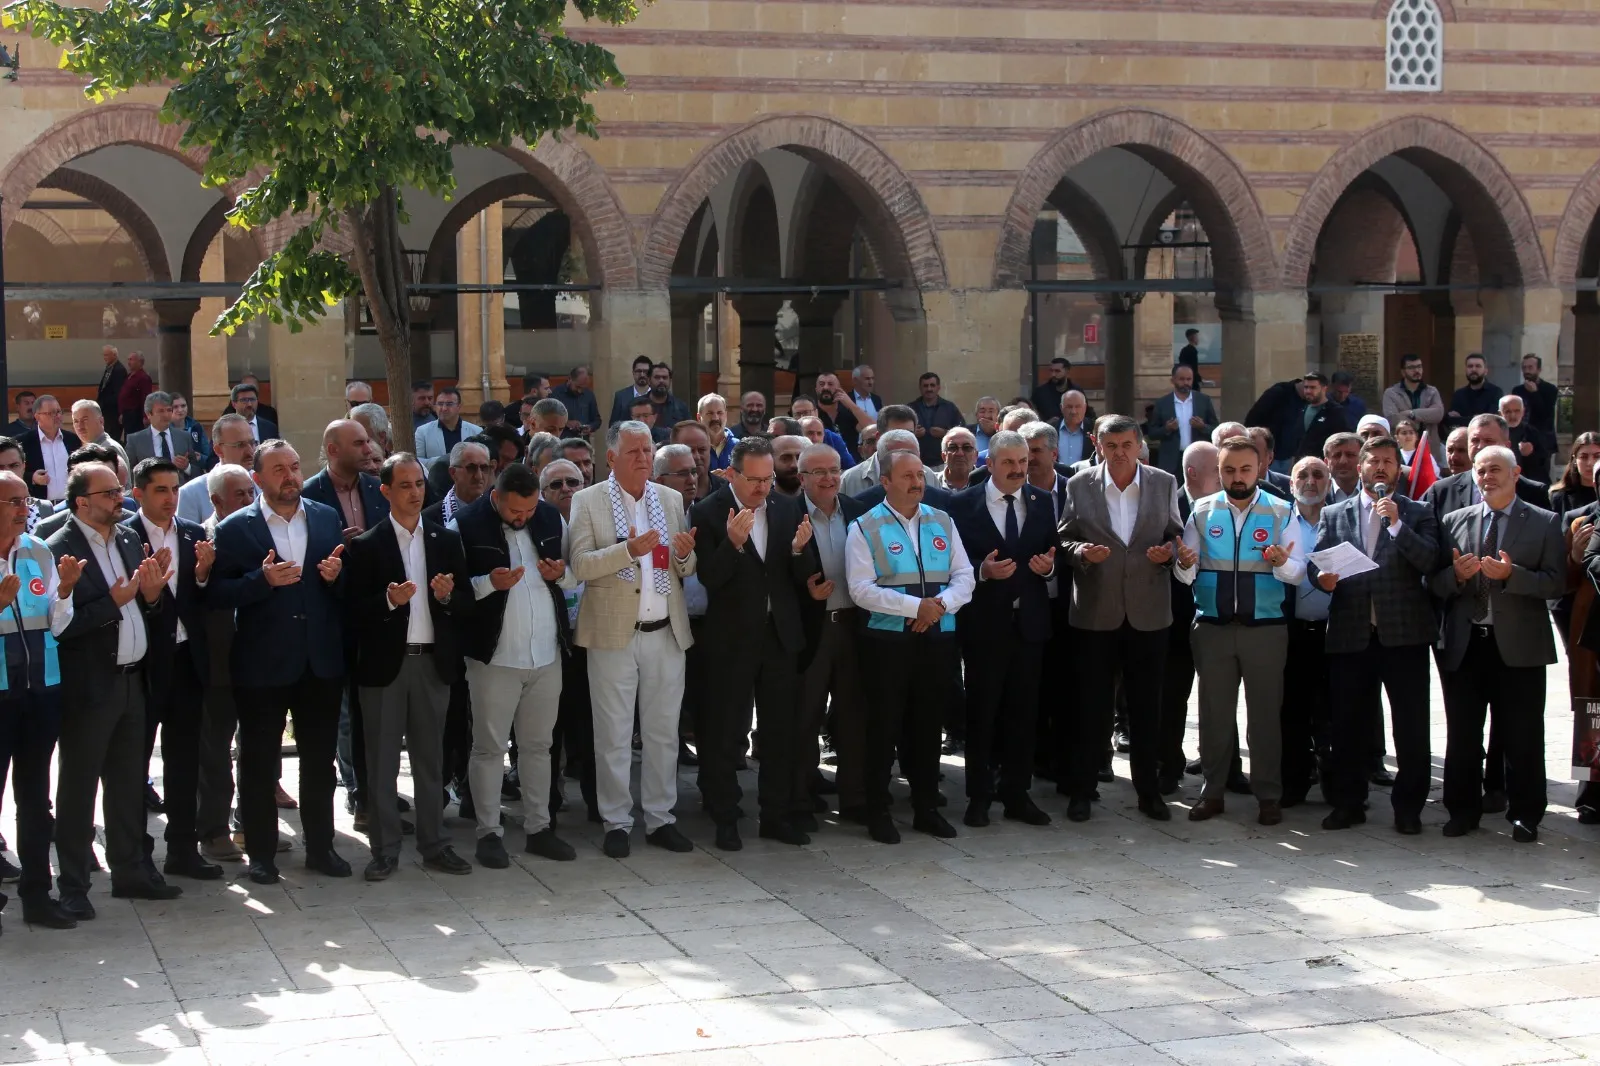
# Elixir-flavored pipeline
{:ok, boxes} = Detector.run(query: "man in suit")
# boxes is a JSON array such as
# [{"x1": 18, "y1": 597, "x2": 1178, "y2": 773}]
[
  {"x1": 69, "y1": 400, "x2": 131, "y2": 489},
  {"x1": 227, "y1": 382, "x2": 278, "y2": 443},
  {"x1": 125, "y1": 392, "x2": 200, "y2": 483},
  {"x1": 568, "y1": 420, "x2": 699, "y2": 858},
  {"x1": 1018, "y1": 419, "x2": 1075, "y2": 785},
  {"x1": 841, "y1": 406, "x2": 934, "y2": 498},
  {"x1": 97, "y1": 347, "x2": 129, "y2": 440},
  {"x1": 47, "y1": 461, "x2": 179, "y2": 917},
  {"x1": 210, "y1": 440, "x2": 350, "y2": 884},
  {"x1": 1058, "y1": 415, "x2": 1186, "y2": 822},
  {"x1": 949, "y1": 430, "x2": 1057, "y2": 828},
  {"x1": 344, "y1": 453, "x2": 472, "y2": 880},
  {"x1": 1436, "y1": 445, "x2": 1564, "y2": 841},
  {"x1": 690, "y1": 436, "x2": 819, "y2": 850},
  {"x1": 1309, "y1": 437, "x2": 1440, "y2": 835},
  {"x1": 23, "y1": 396, "x2": 80, "y2": 504},
  {"x1": 33, "y1": 445, "x2": 135, "y2": 542},
  {"x1": 222, "y1": 374, "x2": 280, "y2": 428},
  {"x1": 1147, "y1": 364, "x2": 1218, "y2": 476},
  {"x1": 608, "y1": 355, "x2": 656, "y2": 427},
  {"x1": 414, "y1": 386, "x2": 482, "y2": 463},
  {"x1": 179, "y1": 415, "x2": 257, "y2": 525},
  {"x1": 124, "y1": 458, "x2": 221, "y2": 880},
  {"x1": 848, "y1": 364, "x2": 885, "y2": 426}
]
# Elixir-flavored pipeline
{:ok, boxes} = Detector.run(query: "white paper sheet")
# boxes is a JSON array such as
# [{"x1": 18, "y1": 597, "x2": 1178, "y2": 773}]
[{"x1": 1306, "y1": 541, "x2": 1379, "y2": 578}]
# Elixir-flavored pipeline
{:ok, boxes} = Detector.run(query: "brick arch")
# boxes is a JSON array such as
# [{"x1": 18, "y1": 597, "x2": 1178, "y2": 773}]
[
  {"x1": 1282, "y1": 115, "x2": 1547, "y2": 291},
  {"x1": 1550, "y1": 157, "x2": 1600, "y2": 284},
  {"x1": 181, "y1": 199, "x2": 267, "y2": 283},
  {"x1": 723, "y1": 160, "x2": 779, "y2": 279},
  {"x1": 36, "y1": 169, "x2": 170, "y2": 282},
  {"x1": 492, "y1": 138, "x2": 638, "y2": 290},
  {"x1": 994, "y1": 109, "x2": 1278, "y2": 293},
  {"x1": 1046, "y1": 175, "x2": 1126, "y2": 282},
  {"x1": 1309, "y1": 178, "x2": 1418, "y2": 285},
  {"x1": 420, "y1": 173, "x2": 545, "y2": 286},
  {"x1": 640, "y1": 113, "x2": 948, "y2": 293}
]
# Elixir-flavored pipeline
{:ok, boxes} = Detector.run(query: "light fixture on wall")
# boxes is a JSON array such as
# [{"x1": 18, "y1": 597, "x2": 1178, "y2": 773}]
[{"x1": 0, "y1": 43, "x2": 18, "y2": 81}]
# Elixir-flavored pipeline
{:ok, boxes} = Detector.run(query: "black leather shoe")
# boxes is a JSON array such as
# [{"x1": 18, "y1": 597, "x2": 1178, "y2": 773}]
[
  {"x1": 790, "y1": 812, "x2": 820, "y2": 834},
  {"x1": 397, "y1": 796, "x2": 411, "y2": 813},
  {"x1": 1321, "y1": 808, "x2": 1366, "y2": 831},
  {"x1": 364, "y1": 857, "x2": 398, "y2": 881},
  {"x1": 1481, "y1": 790, "x2": 1509, "y2": 814},
  {"x1": 112, "y1": 878, "x2": 183, "y2": 901},
  {"x1": 1227, "y1": 770, "x2": 1253, "y2": 795},
  {"x1": 647, "y1": 825, "x2": 693, "y2": 852},
  {"x1": 758, "y1": 820, "x2": 810, "y2": 846},
  {"x1": 1394, "y1": 813, "x2": 1423, "y2": 835},
  {"x1": 1280, "y1": 792, "x2": 1307, "y2": 809},
  {"x1": 1157, "y1": 774, "x2": 1181, "y2": 797},
  {"x1": 1369, "y1": 768, "x2": 1396, "y2": 788},
  {"x1": 838, "y1": 805, "x2": 869, "y2": 826},
  {"x1": 475, "y1": 835, "x2": 511, "y2": 868},
  {"x1": 246, "y1": 862, "x2": 279, "y2": 885},
  {"x1": 603, "y1": 829, "x2": 631, "y2": 858},
  {"x1": 163, "y1": 851, "x2": 224, "y2": 881},
  {"x1": 811, "y1": 769, "x2": 838, "y2": 795},
  {"x1": 1511, "y1": 820, "x2": 1538, "y2": 843},
  {"x1": 400, "y1": 819, "x2": 415, "y2": 836},
  {"x1": 58, "y1": 893, "x2": 95, "y2": 920},
  {"x1": 1003, "y1": 797, "x2": 1052, "y2": 826},
  {"x1": 523, "y1": 829, "x2": 576, "y2": 862},
  {"x1": 677, "y1": 741, "x2": 699, "y2": 767},
  {"x1": 1441, "y1": 818, "x2": 1477, "y2": 838},
  {"x1": 144, "y1": 782, "x2": 165, "y2": 813},
  {"x1": 1138, "y1": 796, "x2": 1172, "y2": 821},
  {"x1": 1097, "y1": 762, "x2": 1115, "y2": 784},
  {"x1": 1066, "y1": 799, "x2": 1092, "y2": 823},
  {"x1": 866, "y1": 814, "x2": 900, "y2": 844},
  {"x1": 423, "y1": 846, "x2": 472, "y2": 875},
  {"x1": 304, "y1": 848, "x2": 352, "y2": 878},
  {"x1": 22, "y1": 898, "x2": 77, "y2": 929},
  {"x1": 1579, "y1": 806, "x2": 1600, "y2": 825},
  {"x1": 1185, "y1": 758, "x2": 1203, "y2": 775},
  {"x1": 911, "y1": 810, "x2": 956, "y2": 838},
  {"x1": 714, "y1": 824, "x2": 743, "y2": 851},
  {"x1": 963, "y1": 800, "x2": 991, "y2": 828},
  {"x1": 0, "y1": 853, "x2": 19, "y2": 884}
]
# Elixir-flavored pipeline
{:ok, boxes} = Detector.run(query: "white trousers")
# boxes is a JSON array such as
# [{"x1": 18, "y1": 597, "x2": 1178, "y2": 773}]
[{"x1": 587, "y1": 627, "x2": 685, "y2": 832}]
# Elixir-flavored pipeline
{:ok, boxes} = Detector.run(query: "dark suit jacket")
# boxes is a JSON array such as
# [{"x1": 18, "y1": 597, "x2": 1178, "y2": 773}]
[
  {"x1": 452, "y1": 493, "x2": 569, "y2": 663},
  {"x1": 301, "y1": 468, "x2": 390, "y2": 533},
  {"x1": 223, "y1": 403, "x2": 281, "y2": 428},
  {"x1": 797, "y1": 493, "x2": 870, "y2": 671},
  {"x1": 209, "y1": 498, "x2": 347, "y2": 685},
  {"x1": 689, "y1": 485, "x2": 817, "y2": 656},
  {"x1": 609, "y1": 385, "x2": 650, "y2": 427},
  {"x1": 1422, "y1": 470, "x2": 1550, "y2": 530},
  {"x1": 1308, "y1": 495, "x2": 1438, "y2": 654},
  {"x1": 122, "y1": 512, "x2": 211, "y2": 686},
  {"x1": 22, "y1": 428, "x2": 83, "y2": 501},
  {"x1": 1434, "y1": 498, "x2": 1564, "y2": 670},
  {"x1": 1145, "y1": 391, "x2": 1219, "y2": 475},
  {"x1": 1295, "y1": 403, "x2": 1349, "y2": 460},
  {"x1": 1261, "y1": 469, "x2": 1292, "y2": 500},
  {"x1": 45, "y1": 517, "x2": 164, "y2": 681},
  {"x1": 343, "y1": 517, "x2": 470, "y2": 686},
  {"x1": 969, "y1": 462, "x2": 1073, "y2": 488},
  {"x1": 949, "y1": 482, "x2": 1056, "y2": 643}
]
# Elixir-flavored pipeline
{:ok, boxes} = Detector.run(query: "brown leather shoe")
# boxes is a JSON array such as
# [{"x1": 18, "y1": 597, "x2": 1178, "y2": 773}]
[
  {"x1": 1257, "y1": 801, "x2": 1283, "y2": 826},
  {"x1": 1187, "y1": 798, "x2": 1225, "y2": 822}
]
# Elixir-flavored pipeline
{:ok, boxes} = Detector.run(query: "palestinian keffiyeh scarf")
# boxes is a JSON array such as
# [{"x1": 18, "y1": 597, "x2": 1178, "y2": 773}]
[{"x1": 607, "y1": 474, "x2": 671, "y2": 594}]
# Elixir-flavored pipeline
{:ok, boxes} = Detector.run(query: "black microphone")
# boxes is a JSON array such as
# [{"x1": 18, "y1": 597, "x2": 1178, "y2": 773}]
[{"x1": 1374, "y1": 482, "x2": 1390, "y2": 528}]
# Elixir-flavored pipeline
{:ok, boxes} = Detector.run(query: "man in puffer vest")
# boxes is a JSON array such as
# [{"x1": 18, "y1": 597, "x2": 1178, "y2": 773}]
[
  {"x1": 845, "y1": 448, "x2": 974, "y2": 845},
  {"x1": 1175, "y1": 435, "x2": 1308, "y2": 827},
  {"x1": 0, "y1": 470, "x2": 79, "y2": 933}
]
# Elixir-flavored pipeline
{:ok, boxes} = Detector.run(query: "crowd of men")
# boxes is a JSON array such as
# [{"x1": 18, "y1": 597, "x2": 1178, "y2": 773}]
[{"x1": 0, "y1": 348, "x2": 1593, "y2": 937}]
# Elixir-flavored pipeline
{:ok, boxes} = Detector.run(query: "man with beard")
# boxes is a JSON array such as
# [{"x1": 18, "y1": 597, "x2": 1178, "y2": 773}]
[
  {"x1": 1176, "y1": 436, "x2": 1306, "y2": 826},
  {"x1": 1513, "y1": 353, "x2": 1559, "y2": 455},
  {"x1": 1447, "y1": 353, "x2": 1504, "y2": 430},
  {"x1": 772, "y1": 435, "x2": 807, "y2": 498},
  {"x1": 551, "y1": 366, "x2": 601, "y2": 441},
  {"x1": 1500, "y1": 394, "x2": 1551, "y2": 487},
  {"x1": 1280, "y1": 456, "x2": 1333, "y2": 807},
  {"x1": 670, "y1": 420, "x2": 714, "y2": 502},
  {"x1": 698, "y1": 394, "x2": 735, "y2": 469},
  {"x1": 647, "y1": 363, "x2": 691, "y2": 426},
  {"x1": 1030, "y1": 357, "x2": 1082, "y2": 423},
  {"x1": 1382, "y1": 354, "x2": 1445, "y2": 449},
  {"x1": 1445, "y1": 427, "x2": 1471, "y2": 475},
  {"x1": 733, "y1": 391, "x2": 767, "y2": 440},
  {"x1": 814, "y1": 372, "x2": 870, "y2": 452},
  {"x1": 631, "y1": 395, "x2": 671, "y2": 447},
  {"x1": 909, "y1": 373, "x2": 963, "y2": 468},
  {"x1": 609, "y1": 355, "x2": 656, "y2": 426},
  {"x1": 788, "y1": 396, "x2": 856, "y2": 470}
]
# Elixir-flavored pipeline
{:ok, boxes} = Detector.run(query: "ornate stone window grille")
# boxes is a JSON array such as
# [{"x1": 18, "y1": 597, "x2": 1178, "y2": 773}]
[{"x1": 1387, "y1": 0, "x2": 1444, "y2": 92}]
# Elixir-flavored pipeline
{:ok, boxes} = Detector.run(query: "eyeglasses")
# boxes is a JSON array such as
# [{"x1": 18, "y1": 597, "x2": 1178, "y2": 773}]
[
  {"x1": 545, "y1": 477, "x2": 582, "y2": 489},
  {"x1": 735, "y1": 474, "x2": 776, "y2": 487},
  {"x1": 0, "y1": 496, "x2": 29, "y2": 508},
  {"x1": 661, "y1": 469, "x2": 696, "y2": 479},
  {"x1": 800, "y1": 469, "x2": 840, "y2": 479},
  {"x1": 82, "y1": 488, "x2": 123, "y2": 501},
  {"x1": 944, "y1": 444, "x2": 977, "y2": 453}
]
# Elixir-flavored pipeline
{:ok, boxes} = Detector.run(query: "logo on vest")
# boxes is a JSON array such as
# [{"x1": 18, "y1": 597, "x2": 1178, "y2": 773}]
[
  {"x1": 932, "y1": 537, "x2": 947, "y2": 552},
  {"x1": 887, "y1": 542, "x2": 904, "y2": 556},
  {"x1": 1252, "y1": 528, "x2": 1270, "y2": 543},
  {"x1": 1207, "y1": 525, "x2": 1223, "y2": 539},
  {"x1": 27, "y1": 577, "x2": 44, "y2": 597}
]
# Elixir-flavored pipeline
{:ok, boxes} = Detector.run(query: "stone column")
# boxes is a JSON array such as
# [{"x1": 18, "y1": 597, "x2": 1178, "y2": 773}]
[
  {"x1": 922, "y1": 288, "x2": 1026, "y2": 418},
  {"x1": 268, "y1": 304, "x2": 349, "y2": 461},
  {"x1": 154, "y1": 299, "x2": 199, "y2": 403},
  {"x1": 1218, "y1": 291, "x2": 1308, "y2": 422},
  {"x1": 1101, "y1": 296, "x2": 1137, "y2": 419},
  {"x1": 454, "y1": 204, "x2": 506, "y2": 409},
  {"x1": 189, "y1": 232, "x2": 231, "y2": 421},
  {"x1": 717, "y1": 295, "x2": 741, "y2": 398},
  {"x1": 594, "y1": 289, "x2": 672, "y2": 421}
]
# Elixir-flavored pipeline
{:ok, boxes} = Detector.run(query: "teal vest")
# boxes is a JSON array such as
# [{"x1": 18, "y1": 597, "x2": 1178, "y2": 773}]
[
  {"x1": 1191, "y1": 490, "x2": 1292, "y2": 625},
  {"x1": 0, "y1": 534, "x2": 62, "y2": 691},
  {"x1": 856, "y1": 501, "x2": 957, "y2": 636}
]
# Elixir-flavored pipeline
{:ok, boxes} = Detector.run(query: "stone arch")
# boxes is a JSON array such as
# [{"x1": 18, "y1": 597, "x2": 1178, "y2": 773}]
[
  {"x1": 420, "y1": 173, "x2": 545, "y2": 286},
  {"x1": 1281, "y1": 115, "x2": 1547, "y2": 291},
  {"x1": 1046, "y1": 175, "x2": 1127, "y2": 282},
  {"x1": 994, "y1": 108, "x2": 1278, "y2": 293},
  {"x1": 180, "y1": 199, "x2": 268, "y2": 283},
  {"x1": 34, "y1": 169, "x2": 171, "y2": 282},
  {"x1": 1308, "y1": 176, "x2": 1421, "y2": 286},
  {"x1": 1550, "y1": 157, "x2": 1600, "y2": 285},
  {"x1": 493, "y1": 138, "x2": 638, "y2": 290},
  {"x1": 639, "y1": 113, "x2": 948, "y2": 293}
]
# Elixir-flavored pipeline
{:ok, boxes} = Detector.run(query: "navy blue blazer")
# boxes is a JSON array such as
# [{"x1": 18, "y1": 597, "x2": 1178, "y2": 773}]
[
  {"x1": 948, "y1": 482, "x2": 1056, "y2": 643},
  {"x1": 122, "y1": 511, "x2": 212, "y2": 685},
  {"x1": 301, "y1": 468, "x2": 390, "y2": 533},
  {"x1": 209, "y1": 497, "x2": 347, "y2": 686}
]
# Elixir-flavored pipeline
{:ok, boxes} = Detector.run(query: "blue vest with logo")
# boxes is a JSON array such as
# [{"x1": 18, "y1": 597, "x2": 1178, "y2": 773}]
[
  {"x1": 0, "y1": 534, "x2": 62, "y2": 691},
  {"x1": 856, "y1": 501, "x2": 957, "y2": 636},
  {"x1": 1191, "y1": 490, "x2": 1293, "y2": 625}
]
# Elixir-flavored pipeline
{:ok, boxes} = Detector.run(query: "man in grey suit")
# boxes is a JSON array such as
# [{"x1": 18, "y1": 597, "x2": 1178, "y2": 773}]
[
  {"x1": 1433, "y1": 445, "x2": 1564, "y2": 842},
  {"x1": 1145, "y1": 364, "x2": 1218, "y2": 476},
  {"x1": 1058, "y1": 415, "x2": 1186, "y2": 822},
  {"x1": 1309, "y1": 436, "x2": 1439, "y2": 835},
  {"x1": 125, "y1": 392, "x2": 199, "y2": 482}
]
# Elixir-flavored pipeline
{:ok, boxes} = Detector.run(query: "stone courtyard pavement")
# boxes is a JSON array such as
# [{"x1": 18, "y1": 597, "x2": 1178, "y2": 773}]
[{"x1": 3, "y1": 657, "x2": 1599, "y2": 1066}]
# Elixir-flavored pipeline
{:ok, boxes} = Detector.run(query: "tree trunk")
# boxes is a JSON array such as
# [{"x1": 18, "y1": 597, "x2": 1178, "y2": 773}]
[{"x1": 346, "y1": 186, "x2": 415, "y2": 453}]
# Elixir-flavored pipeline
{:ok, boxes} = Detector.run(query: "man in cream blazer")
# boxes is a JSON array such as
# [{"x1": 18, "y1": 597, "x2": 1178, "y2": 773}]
[{"x1": 568, "y1": 420, "x2": 699, "y2": 858}]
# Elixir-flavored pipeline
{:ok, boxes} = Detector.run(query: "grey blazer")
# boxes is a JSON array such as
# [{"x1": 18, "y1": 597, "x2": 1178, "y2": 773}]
[
  {"x1": 1309, "y1": 494, "x2": 1439, "y2": 654},
  {"x1": 1145, "y1": 391, "x2": 1219, "y2": 476},
  {"x1": 1058, "y1": 463, "x2": 1184, "y2": 632},
  {"x1": 125, "y1": 426, "x2": 198, "y2": 480},
  {"x1": 1430, "y1": 498, "x2": 1564, "y2": 672}
]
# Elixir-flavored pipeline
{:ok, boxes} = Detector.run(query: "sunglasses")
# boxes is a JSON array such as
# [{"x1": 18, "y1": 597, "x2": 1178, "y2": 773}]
[{"x1": 546, "y1": 477, "x2": 582, "y2": 489}]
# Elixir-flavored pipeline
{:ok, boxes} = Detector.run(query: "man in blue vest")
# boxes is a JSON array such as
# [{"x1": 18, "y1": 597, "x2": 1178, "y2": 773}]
[
  {"x1": 0, "y1": 471, "x2": 79, "y2": 932},
  {"x1": 1175, "y1": 435, "x2": 1308, "y2": 826},
  {"x1": 845, "y1": 447, "x2": 975, "y2": 844}
]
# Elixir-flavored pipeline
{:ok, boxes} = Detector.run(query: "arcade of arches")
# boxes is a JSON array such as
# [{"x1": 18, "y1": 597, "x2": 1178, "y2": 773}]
[{"x1": 10, "y1": 2, "x2": 1600, "y2": 455}]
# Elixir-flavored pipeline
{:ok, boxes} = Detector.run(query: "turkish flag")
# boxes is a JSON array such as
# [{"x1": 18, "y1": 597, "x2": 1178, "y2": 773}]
[{"x1": 1409, "y1": 431, "x2": 1439, "y2": 498}]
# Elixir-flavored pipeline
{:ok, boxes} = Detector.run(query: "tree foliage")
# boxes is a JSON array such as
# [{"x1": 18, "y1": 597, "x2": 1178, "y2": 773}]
[{"x1": 4, "y1": 0, "x2": 638, "y2": 448}]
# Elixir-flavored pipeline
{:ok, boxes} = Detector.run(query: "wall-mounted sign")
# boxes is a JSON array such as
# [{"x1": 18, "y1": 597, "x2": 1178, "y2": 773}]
[
  {"x1": 44, "y1": 325, "x2": 66, "y2": 339},
  {"x1": 1083, "y1": 322, "x2": 1099, "y2": 345}
]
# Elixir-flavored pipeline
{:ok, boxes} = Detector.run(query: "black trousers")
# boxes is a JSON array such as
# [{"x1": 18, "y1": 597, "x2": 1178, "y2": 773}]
[
  {"x1": 144, "y1": 643, "x2": 205, "y2": 850},
  {"x1": 1282, "y1": 620, "x2": 1330, "y2": 803},
  {"x1": 798, "y1": 611, "x2": 864, "y2": 813},
  {"x1": 862, "y1": 631, "x2": 956, "y2": 815},
  {"x1": 57, "y1": 668, "x2": 146, "y2": 895},
  {"x1": 960, "y1": 624, "x2": 1042, "y2": 804},
  {"x1": 0, "y1": 683, "x2": 59, "y2": 902},
  {"x1": 697, "y1": 618, "x2": 801, "y2": 824},
  {"x1": 1328, "y1": 638, "x2": 1430, "y2": 817},
  {"x1": 682, "y1": 618, "x2": 708, "y2": 745},
  {"x1": 1159, "y1": 616, "x2": 1195, "y2": 778},
  {"x1": 1034, "y1": 598, "x2": 1072, "y2": 778},
  {"x1": 442, "y1": 678, "x2": 472, "y2": 795},
  {"x1": 1069, "y1": 623, "x2": 1167, "y2": 801},
  {"x1": 1441, "y1": 628, "x2": 1546, "y2": 827},
  {"x1": 236, "y1": 670, "x2": 342, "y2": 865},
  {"x1": 553, "y1": 648, "x2": 598, "y2": 815}
]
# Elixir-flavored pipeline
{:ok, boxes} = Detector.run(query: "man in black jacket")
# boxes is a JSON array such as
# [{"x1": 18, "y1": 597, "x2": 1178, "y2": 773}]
[
  {"x1": 344, "y1": 453, "x2": 472, "y2": 881},
  {"x1": 97, "y1": 346, "x2": 128, "y2": 441},
  {"x1": 689, "y1": 436, "x2": 820, "y2": 851},
  {"x1": 453, "y1": 465, "x2": 576, "y2": 867},
  {"x1": 1422, "y1": 414, "x2": 1551, "y2": 519}
]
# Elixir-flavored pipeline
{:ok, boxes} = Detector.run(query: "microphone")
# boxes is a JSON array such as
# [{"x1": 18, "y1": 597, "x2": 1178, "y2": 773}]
[{"x1": 1374, "y1": 482, "x2": 1390, "y2": 528}]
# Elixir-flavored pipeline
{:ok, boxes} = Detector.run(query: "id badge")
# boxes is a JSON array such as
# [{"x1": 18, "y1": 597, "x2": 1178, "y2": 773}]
[{"x1": 651, "y1": 543, "x2": 671, "y2": 569}]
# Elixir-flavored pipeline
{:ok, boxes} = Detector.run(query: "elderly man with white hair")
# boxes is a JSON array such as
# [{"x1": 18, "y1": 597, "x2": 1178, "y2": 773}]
[
  {"x1": 850, "y1": 428, "x2": 955, "y2": 510},
  {"x1": 69, "y1": 399, "x2": 131, "y2": 488},
  {"x1": 936, "y1": 426, "x2": 979, "y2": 491},
  {"x1": 1499, "y1": 392, "x2": 1551, "y2": 487}
]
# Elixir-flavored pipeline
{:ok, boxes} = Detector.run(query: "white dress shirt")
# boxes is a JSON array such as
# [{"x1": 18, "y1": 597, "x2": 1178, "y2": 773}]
[
  {"x1": 845, "y1": 506, "x2": 976, "y2": 619},
  {"x1": 263, "y1": 501, "x2": 309, "y2": 567},
  {"x1": 1174, "y1": 489, "x2": 1308, "y2": 587},
  {"x1": 247, "y1": 416, "x2": 263, "y2": 441},
  {"x1": 1102, "y1": 465, "x2": 1142, "y2": 545},
  {"x1": 469, "y1": 521, "x2": 573, "y2": 670},
  {"x1": 140, "y1": 512, "x2": 205, "y2": 643},
  {"x1": 72, "y1": 516, "x2": 148, "y2": 665},
  {"x1": 1174, "y1": 393, "x2": 1195, "y2": 451},
  {"x1": 39, "y1": 428, "x2": 68, "y2": 502},
  {"x1": 853, "y1": 392, "x2": 878, "y2": 421},
  {"x1": 388, "y1": 516, "x2": 436, "y2": 645},
  {"x1": 621, "y1": 486, "x2": 669, "y2": 623}
]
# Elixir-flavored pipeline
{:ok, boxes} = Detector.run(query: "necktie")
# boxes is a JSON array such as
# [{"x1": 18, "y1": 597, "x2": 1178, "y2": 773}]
[
  {"x1": 1002, "y1": 493, "x2": 1020, "y2": 559},
  {"x1": 155, "y1": 430, "x2": 167, "y2": 459},
  {"x1": 1472, "y1": 511, "x2": 1502, "y2": 623}
]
